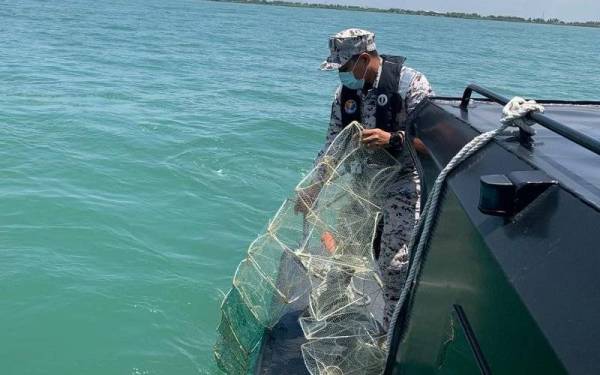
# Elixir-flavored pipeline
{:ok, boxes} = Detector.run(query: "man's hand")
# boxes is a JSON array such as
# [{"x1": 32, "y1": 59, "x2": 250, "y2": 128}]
[
  {"x1": 294, "y1": 184, "x2": 322, "y2": 215},
  {"x1": 361, "y1": 128, "x2": 391, "y2": 148}
]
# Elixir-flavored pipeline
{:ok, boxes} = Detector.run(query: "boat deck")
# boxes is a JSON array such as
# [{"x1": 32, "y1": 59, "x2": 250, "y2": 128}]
[{"x1": 436, "y1": 99, "x2": 600, "y2": 208}]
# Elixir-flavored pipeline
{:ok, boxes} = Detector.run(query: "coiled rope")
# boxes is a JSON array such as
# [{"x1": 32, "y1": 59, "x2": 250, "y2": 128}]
[{"x1": 384, "y1": 97, "x2": 544, "y2": 351}]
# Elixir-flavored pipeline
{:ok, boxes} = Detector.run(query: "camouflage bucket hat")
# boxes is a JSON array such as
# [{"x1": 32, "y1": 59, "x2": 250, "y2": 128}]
[{"x1": 320, "y1": 28, "x2": 376, "y2": 71}]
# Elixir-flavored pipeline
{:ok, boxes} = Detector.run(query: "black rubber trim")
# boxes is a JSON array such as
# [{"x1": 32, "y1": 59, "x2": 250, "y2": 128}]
[
  {"x1": 431, "y1": 96, "x2": 600, "y2": 106},
  {"x1": 453, "y1": 304, "x2": 492, "y2": 375}
]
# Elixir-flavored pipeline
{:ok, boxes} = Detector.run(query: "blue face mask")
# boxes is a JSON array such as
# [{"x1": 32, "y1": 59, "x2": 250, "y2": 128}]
[
  {"x1": 339, "y1": 59, "x2": 367, "y2": 90},
  {"x1": 339, "y1": 71, "x2": 365, "y2": 90}
]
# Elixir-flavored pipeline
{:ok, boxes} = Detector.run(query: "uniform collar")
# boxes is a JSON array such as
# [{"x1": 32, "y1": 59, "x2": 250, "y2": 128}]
[
  {"x1": 372, "y1": 56, "x2": 383, "y2": 89},
  {"x1": 359, "y1": 56, "x2": 383, "y2": 96}
]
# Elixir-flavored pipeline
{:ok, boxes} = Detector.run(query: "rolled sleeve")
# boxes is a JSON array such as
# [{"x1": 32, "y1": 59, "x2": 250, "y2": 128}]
[{"x1": 399, "y1": 67, "x2": 434, "y2": 115}]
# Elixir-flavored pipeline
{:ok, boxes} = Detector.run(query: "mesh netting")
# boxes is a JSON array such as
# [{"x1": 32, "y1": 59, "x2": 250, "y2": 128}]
[{"x1": 214, "y1": 122, "x2": 404, "y2": 374}]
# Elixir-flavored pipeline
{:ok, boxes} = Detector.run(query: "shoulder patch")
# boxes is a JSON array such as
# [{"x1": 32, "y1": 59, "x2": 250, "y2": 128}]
[{"x1": 344, "y1": 99, "x2": 358, "y2": 114}]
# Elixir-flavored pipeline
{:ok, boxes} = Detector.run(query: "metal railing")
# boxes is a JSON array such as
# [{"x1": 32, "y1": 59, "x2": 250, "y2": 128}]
[{"x1": 460, "y1": 84, "x2": 600, "y2": 155}]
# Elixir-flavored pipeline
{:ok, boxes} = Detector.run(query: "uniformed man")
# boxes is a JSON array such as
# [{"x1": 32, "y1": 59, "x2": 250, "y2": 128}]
[{"x1": 295, "y1": 28, "x2": 434, "y2": 329}]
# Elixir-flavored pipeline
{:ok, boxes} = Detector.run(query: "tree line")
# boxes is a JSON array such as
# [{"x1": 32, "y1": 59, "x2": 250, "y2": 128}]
[{"x1": 209, "y1": 0, "x2": 600, "y2": 28}]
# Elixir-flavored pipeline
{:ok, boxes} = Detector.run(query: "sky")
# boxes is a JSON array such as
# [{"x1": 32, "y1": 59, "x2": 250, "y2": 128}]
[{"x1": 300, "y1": 0, "x2": 600, "y2": 22}]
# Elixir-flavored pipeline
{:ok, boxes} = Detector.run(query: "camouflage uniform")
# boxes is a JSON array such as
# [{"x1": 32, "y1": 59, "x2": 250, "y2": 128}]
[{"x1": 316, "y1": 29, "x2": 434, "y2": 329}]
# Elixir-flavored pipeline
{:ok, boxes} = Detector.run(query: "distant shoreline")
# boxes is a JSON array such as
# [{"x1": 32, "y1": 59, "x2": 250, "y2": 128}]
[{"x1": 208, "y1": 0, "x2": 600, "y2": 29}]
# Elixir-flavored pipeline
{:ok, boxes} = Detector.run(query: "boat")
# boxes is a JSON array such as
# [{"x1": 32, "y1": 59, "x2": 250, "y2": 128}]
[{"x1": 215, "y1": 84, "x2": 600, "y2": 375}]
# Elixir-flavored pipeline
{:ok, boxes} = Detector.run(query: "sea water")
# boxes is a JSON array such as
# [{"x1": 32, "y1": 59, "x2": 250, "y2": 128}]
[{"x1": 1, "y1": 0, "x2": 599, "y2": 373}]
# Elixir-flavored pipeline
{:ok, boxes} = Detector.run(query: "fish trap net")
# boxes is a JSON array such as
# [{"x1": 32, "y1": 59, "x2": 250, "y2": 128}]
[{"x1": 214, "y1": 122, "x2": 404, "y2": 374}]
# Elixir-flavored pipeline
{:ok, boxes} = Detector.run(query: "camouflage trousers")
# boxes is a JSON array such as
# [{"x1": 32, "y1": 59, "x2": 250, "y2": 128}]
[
  {"x1": 376, "y1": 168, "x2": 421, "y2": 329},
  {"x1": 313, "y1": 168, "x2": 421, "y2": 332}
]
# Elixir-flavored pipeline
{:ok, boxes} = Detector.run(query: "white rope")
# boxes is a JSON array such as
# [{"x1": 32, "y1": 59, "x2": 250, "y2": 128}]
[
  {"x1": 384, "y1": 97, "x2": 544, "y2": 352},
  {"x1": 501, "y1": 96, "x2": 544, "y2": 125},
  {"x1": 499, "y1": 96, "x2": 545, "y2": 136}
]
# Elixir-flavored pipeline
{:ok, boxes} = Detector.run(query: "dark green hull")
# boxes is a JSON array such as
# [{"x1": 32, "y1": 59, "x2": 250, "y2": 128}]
[
  {"x1": 392, "y1": 177, "x2": 566, "y2": 374},
  {"x1": 388, "y1": 94, "x2": 600, "y2": 374}
]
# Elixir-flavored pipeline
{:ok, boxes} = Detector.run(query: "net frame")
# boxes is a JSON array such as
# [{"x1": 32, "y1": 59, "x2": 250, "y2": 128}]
[{"x1": 215, "y1": 122, "x2": 402, "y2": 374}]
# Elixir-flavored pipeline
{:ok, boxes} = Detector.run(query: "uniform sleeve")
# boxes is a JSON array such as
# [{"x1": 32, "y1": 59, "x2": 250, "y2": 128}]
[
  {"x1": 314, "y1": 85, "x2": 344, "y2": 166},
  {"x1": 399, "y1": 67, "x2": 434, "y2": 115},
  {"x1": 405, "y1": 71, "x2": 434, "y2": 114}
]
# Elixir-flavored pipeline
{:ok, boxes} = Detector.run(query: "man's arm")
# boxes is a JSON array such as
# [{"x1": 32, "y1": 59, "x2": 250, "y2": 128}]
[
  {"x1": 295, "y1": 86, "x2": 344, "y2": 214},
  {"x1": 381, "y1": 67, "x2": 434, "y2": 152},
  {"x1": 402, "y1": 68, "x2": 434, "y2": 115},
  {"x1": 359, "y1": 71, "x2": 434, "y2": 150}
]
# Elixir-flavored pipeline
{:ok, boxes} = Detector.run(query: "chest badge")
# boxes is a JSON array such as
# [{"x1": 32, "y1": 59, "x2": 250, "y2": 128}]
[
  {"x1": 377, "y1": 94, "x2": 388, "y2": 106},
  {"x1": 344, "y1": 99, "x2": 358, "y2": 115}
]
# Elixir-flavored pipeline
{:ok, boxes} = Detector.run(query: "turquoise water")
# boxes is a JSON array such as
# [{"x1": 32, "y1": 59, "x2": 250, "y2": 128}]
[{"x1": 1, "y1": 0, "x2": 599, "y2": 373}]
